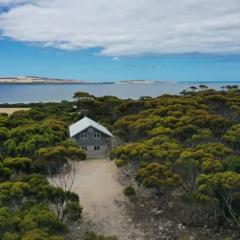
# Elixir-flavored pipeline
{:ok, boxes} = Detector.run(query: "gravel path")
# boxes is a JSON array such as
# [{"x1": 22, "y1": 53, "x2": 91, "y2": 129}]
[{"x1": 71, "y1": 159, "x2": 146, "y2": 240}]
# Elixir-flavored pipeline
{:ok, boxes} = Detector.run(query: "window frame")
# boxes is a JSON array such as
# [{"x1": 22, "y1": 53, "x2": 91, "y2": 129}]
[
  {"x1": 94, "y1": 132, "x2": 101, "y2": 138},
  {"x1": 80, "y1": 133, "x2": 88, "y2": 139},
  {"x1": 94, "y1": 145, "x2": 100, "y2": 151}
]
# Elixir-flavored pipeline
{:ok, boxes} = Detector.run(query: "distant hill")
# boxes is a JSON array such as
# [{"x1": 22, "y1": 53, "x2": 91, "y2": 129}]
[
  {"x1": 0, "y1": 76, "x2": 88, "y2": 84},
  {"x1": 117, "y1": 80, "x2": 163, "y2": 84},
  {"x1": 0, "y1": 76, "x2": 166, "y2": 85}
]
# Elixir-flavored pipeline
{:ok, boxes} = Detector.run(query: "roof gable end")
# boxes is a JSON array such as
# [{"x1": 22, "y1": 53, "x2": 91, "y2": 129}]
[{"x1": 69, "y1": 116, "x2": 113, "y2": 138}]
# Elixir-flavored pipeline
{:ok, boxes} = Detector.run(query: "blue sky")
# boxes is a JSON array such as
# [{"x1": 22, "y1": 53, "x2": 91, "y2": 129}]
[{"x1": 1, "y1": 0, "x2": 240, "y2": 82}]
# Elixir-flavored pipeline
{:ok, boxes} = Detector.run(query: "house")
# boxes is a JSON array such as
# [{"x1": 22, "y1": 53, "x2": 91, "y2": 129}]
[{"x1": 69, "y1": 116, "x2": 113, "y2": 158}]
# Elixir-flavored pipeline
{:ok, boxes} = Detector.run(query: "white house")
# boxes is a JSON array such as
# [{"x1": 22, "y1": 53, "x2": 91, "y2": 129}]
[{"x1": 69, "y1": 116, "x2": 113, "y2": 158}]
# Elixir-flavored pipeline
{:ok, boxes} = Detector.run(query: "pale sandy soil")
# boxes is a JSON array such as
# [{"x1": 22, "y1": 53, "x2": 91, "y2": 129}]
[
  {"x1": 0, "y1": 108, "x2": 30, "y2": 115},
  {"x1": 70, "y1": 159, "x2": 146, "y2": 240}
]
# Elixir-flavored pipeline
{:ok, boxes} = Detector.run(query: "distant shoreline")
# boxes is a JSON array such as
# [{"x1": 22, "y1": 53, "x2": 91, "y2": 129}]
[
  {"x1": 180, "y1": 81, "x2": 240, "y2": 84},
  {"x1": 0, "y1": 77, "x2": 164, "y2": 85},
  {"x1": 1, "y1": 81, "x2": 240, "y2": 104},
  {"x1": 0, "y1": 82, "x2": 115, "y2": 85},
  {"x1": 1, "y1": 81, "x2": 240, "y2": 85},
  {"x1": 1, "y1": 77, "x2": 240, "y2": 85}
]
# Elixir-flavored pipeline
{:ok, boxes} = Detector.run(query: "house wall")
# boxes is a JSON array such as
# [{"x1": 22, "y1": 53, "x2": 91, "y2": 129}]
[{"x1": 73, "y1": 127, "x2": 112, "y2": 158}]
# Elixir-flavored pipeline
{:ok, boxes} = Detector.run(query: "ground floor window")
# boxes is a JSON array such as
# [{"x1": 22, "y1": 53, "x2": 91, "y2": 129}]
[
  {"x1": 81, "y1": 146, "x2": 87, "y2": 151},
  {"x1": 94, "y1": 145, "x2": 100, "y2": 151}
]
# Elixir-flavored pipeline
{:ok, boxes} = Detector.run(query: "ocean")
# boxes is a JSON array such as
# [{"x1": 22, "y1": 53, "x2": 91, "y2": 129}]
[{"x1": 0, "y1": 82, "x2": 238, "y2": 103}]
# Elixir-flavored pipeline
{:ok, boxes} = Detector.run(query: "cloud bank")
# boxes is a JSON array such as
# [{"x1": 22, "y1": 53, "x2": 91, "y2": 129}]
[{"x1": 0, "y1": 0, "x2": 240, "y2": 56}]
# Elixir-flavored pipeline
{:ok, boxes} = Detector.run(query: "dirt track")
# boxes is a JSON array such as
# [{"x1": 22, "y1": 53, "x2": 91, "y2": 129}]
[{"x1": 71, "y1": 159, "x2": 145, "y2": 240}]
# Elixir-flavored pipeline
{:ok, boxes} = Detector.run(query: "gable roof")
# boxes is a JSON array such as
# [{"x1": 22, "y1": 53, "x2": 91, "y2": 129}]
[{"x1": 69, "y1": 116, "x2": 113, "y2": 138}]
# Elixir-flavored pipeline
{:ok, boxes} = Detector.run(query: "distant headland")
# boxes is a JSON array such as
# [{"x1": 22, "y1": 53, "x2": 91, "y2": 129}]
[
  {"x1": 0, "y1": 76, "x2": 164, "y2": 85},
  {"x1": 0, "y1": 76, "x2": 100, "y2": 84}
]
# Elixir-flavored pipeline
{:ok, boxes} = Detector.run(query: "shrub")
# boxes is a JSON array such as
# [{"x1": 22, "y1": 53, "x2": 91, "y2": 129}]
[
  {"x1": 3, "y1": 232, "x2": 20, "y2": 240},
  {"x1": 22, "y1": 229, "x2": 63, "y2": 240},
  {"x1": 84, "y1": 232, "x2": 118, "y2": 240},
  {"x1": 114, "y1": 159, "x2": 125, "y2": 167},
  {"x1": 63, "y1": 201, "x2": 82, "y2": 221},
  {"x1": 123, "y1": 186, "x2": 136, "y2": 196}
]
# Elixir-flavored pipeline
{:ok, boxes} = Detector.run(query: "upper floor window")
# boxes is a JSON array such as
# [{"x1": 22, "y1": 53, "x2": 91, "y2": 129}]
[
  {"x1": 94, "y1": 132, "x2": 101, "y2": 138},
  {"x1": 80, "y1": 133, "x2": 88, "y2": 139}
]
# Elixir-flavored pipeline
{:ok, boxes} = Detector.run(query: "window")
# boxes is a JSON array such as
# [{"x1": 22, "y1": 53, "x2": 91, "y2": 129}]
[
  {"x1": 94, "y1": 132, "x2": 100, "y2": 138},
  {"x1": 94, "y1": 146, "x2": 100, "y2": 151},
  {"x1": 80, "y1": 133, "x2": 88, "y2": 139},
  {"x1": 81, "y1": 146, "x2": 87, "y2": 151}
]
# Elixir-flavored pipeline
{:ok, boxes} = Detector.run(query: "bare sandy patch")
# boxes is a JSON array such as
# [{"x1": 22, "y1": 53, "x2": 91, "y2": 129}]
[{"x1": 0, "y1": 108, "x2": 30, "y2": 115}]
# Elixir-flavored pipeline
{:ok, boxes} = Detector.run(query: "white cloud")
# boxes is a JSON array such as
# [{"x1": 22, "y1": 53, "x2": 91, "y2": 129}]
[{"x1": 0, "y1": 0, "x2": 240, "y2": 56}]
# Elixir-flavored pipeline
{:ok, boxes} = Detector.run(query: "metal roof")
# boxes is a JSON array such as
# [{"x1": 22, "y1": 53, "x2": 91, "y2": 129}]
[{"x1": 69, "y1": 116, "x2": 113, "y2": 138}]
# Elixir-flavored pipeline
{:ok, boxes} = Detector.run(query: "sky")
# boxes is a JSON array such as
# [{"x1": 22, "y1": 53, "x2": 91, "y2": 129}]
[{"x1": 0, "y1": 0, "x2": 240, "y2": 82}]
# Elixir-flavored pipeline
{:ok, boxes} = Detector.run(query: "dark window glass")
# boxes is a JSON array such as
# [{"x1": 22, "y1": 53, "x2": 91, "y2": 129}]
[
  {"x1": 81, "y1": 133, "x2": 88, "y2": 139},
  {"x1": 94, "y1": 146, "x2": 100, "y2": 151},
  {"x1": 94, "y1": 132, "x2": 100, "y2": 138}
]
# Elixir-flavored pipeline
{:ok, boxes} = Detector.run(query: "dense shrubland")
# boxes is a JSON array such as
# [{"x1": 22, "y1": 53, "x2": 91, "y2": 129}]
[
  {"x1": 109, "y1": 89, "x2": 240, "y2": 232},
  {"x1": 1, "y1": 87, "x2": 240, "y2": 238},
  {"x1": 0, "y1": 104, "x2": 85, "y2": 239}
]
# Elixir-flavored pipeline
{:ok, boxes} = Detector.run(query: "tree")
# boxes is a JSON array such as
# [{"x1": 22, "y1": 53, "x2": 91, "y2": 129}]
[
  {"x1": 0, "y1": 163, "x2": 12, "y2": 181},
  {"x1": 196, "y1": 143, "x2": 233, "y2": 161},
  {"x1": 22, "y1": 229, "x2": 63, "y2": 240},
  {"x1": 0, "y1": 207, "x2": 18, "y2": 239},
  {"x1": 137, "y1": 163, "x2": 180, "y2": 209},
  {"x1": 3, "y1": 157, "x2": 32, "y2": 174},
  {"x1": 34, "y1": 146, "x2": 85, "y2": 221},
  {"x1": 19, "y1": 205, "x2": 67, "y2": 234},
  {"x1": 0, "y1": 182, "x2": 30, "y2": 208},
  {"x1": 0, "y1": 115, "x2": 8, "y2": 127},
  {"x1": 175, "y1": 147, "x2": 225, "y2": 193},
  {"x1": 187, "y1": 129, "x2": 212, "y2": 147},
  {"x1": 199, "y1": 85, "x2": 208, "y2": 90},
  {"x1": 224, "y1": 124, "x2": 240, "y2": 155},
  {"x1": 197, "y1": 172, "x2": 240, "y2": 229},
  {"x1": 190, "y1": 86, "x2": 198, "y2": 91},
  {"x1": 174, "y1": 124, "x2": 198, "y2": 142},
  {"x1": 0, "y1": 127, "x2": 9, "y2": 143},
  {"x1": 34, "y1": 145, "x2": 85, "y2": 174},
  {"x1": 73, "y1": 92, "x2": 95, "y2": 99},
  {"x1": 22, "y1": 174, "x2": 81, "y2": 222},
  {"x1": 3, "y1": 232, "x2": 20, "y2": 240},
  {"x1": 84, "y1": 232, "x2": 118, "y2": 240},
  {"x1": 3, "y1": 139, "x2": 17, "y2": 157}
]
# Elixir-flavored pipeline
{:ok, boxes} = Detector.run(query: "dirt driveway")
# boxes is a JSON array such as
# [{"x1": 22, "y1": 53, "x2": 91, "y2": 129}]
[{"x1": 71, "y1": 159, "x2": 145, "y2": 240}]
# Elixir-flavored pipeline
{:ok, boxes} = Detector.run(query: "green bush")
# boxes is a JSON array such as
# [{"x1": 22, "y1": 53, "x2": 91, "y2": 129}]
[
  {"x1": 84, "y1": 232, "x2": 118, "y2": 240},
  {"x1": 3, "y1": 232, "x2": 20, "y2": 240},
  {"x1": 123, "y1": 186, "x2": 136, "y2": 196},
  {"x1": 22, "y1": 229, "x2": 63, "y2": 240},
  {"x1": 63, "y1": 201, "x2": 82, "y2": 221},
  {"x1": 114, "y1": 159, "x2": 125, "y2": 167}
]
